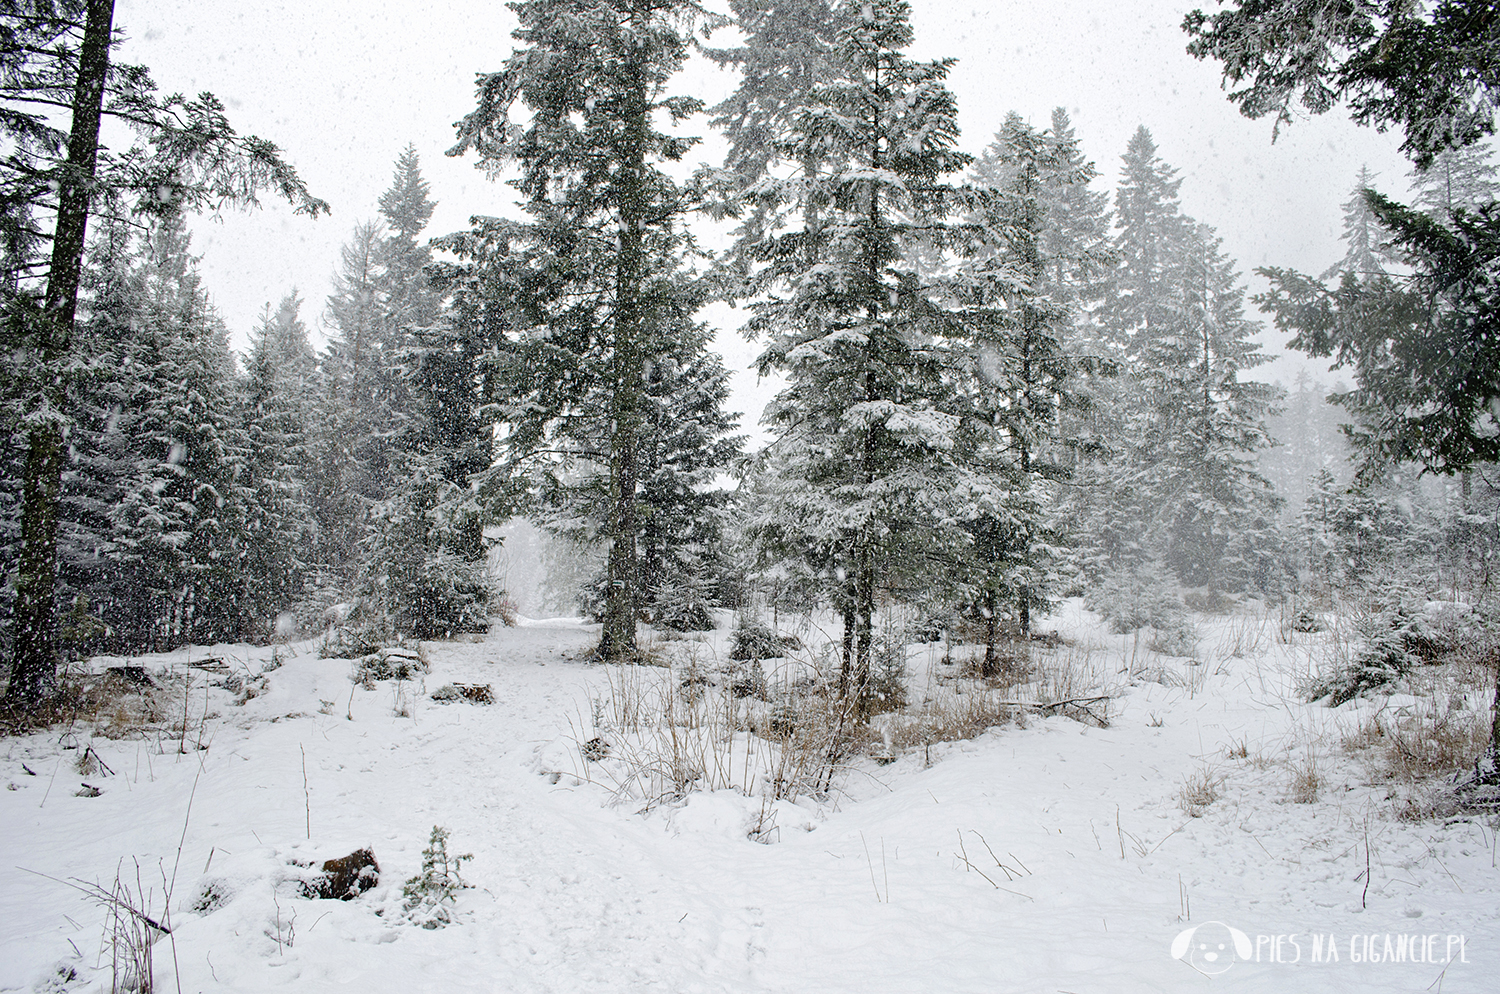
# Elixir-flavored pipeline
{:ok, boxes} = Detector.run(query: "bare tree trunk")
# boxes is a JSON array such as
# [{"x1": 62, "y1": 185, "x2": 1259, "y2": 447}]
[
  {"x1": 1488, "y1": 658, "x2": 1500, "y2": 774},
  {"x1": 600, "y1": 426, "x2": 639, "y2": 660},
  {"x1": 6, "y1": 0, "x2": 114, "y2": 711},
  {"x1": 854, "y1": 548, "x2": 874, "y2": 703},
  {"x1": 982, "y1": 593, "x2": 998, "y2": 679},
  {"x1": 839, "y1": 598, "x2": 855, "y2": 696}
]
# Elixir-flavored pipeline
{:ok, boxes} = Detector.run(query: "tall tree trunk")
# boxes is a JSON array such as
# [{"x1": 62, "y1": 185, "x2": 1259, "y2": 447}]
[
  {"x1": 839, "y1": 596, "x2": 855, "y2": 696},
  {"x1": 6, "y1": 0, "x2": 114, "y2": 711},
  {"x1": 601, "y1": 424, "x2": 639, "y2": 659},
  {"x1": 1487, "y1": 657, "x2": 1500, "y2": 778},
  {"x1": 599, "y1": 32, "x2": 649, "y2": 663},
  {"x1": 854, "y1": 540, "x2": 874, "y2": 702},
  {"x1": 982, "y1": 591, "x2": 998, "y2": 679}
]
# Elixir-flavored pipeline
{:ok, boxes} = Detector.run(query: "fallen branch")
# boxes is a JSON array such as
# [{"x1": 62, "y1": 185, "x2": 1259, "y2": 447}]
[{"x1": 988, "y1": 696, "x2": 1112, "y2": 728}]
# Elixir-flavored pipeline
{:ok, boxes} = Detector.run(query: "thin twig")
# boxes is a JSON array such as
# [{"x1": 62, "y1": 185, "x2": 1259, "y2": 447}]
[
  {"x1": 301, "y1": 744, "x2": 311, "y2": 839},
  {"x1": 860, "y1": 831, "x2": 882, "y2": 902},
  {"x1": 1362, "y1": 821, "x2": 1371, "y2": 910}
]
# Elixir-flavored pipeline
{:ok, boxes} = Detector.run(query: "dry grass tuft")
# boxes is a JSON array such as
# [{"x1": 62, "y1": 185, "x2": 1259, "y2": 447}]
[
  {"x1": 1289, "y1": 749, "x2": 1322, "y2": 803},
  {"x1": 889, "y1": 690, "x2": 1024, "y2": 750},
  {"x1": 1178, "y1": 767, "x2": 1225, "y2": 817}
]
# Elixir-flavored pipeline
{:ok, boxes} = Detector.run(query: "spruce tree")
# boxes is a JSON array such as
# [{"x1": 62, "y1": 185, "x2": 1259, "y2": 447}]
[
  {"x1": 1041, "y1": 107, "x2": 1114, "y2": 325},
  {"x1": 955, "y1": 111, "x2": 1092, "y2": 668},
  {"x1": 316, "y1": 148, "x2": 443, "y2": 590},
  {"x1": 1411, "y1": 141, "x2": 1500, "y2": 222},
  {"x1": 571, "y1": 333, "x2": 743, "y2": 630},
  {"x1": 705, "y1": 0, "x2": 853, "y2": 181},
  {"x1": 311, "y1": 148, "x2": 466, "y2": 640},
  {"x1": 1158, "y1": 223, "x2": 1283, "y2": 593},
  {"x1": 1106, "y1": 127, "x2": 1188, "y2": 348},
  {"x1": 1319, "y1": 166, "x2": 1401, "y2": 280},
  {"x1": 738, "y1": 0, "x2": 974, "y2": 690},
  {"x1": 315, "y1": 219, "x2": 385, "y2": 577},
  {"x1": 1069, "y1": 127, "x2": 1191, "y2": 583},
  {"x1": 60, "y1": 215, "x2": 250, "y2": 649},
  {"x1": 441, "y1": 0, "x2": 725, "y2": 660},
  {"x1": 1083, "y1": 129, "x2": 1283, "y2": 594},
  {"x1": 238, "y1": 291, "x2": 319, "y2": 629}
]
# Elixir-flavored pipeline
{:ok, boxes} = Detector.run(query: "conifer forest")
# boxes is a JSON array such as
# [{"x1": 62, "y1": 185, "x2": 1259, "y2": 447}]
[{"x1": 2, "y1": 2, "x2": 1499, "y2": 992}]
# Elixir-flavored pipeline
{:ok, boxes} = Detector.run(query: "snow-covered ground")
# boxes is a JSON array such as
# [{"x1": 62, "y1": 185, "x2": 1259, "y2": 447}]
[{"x1": 2, "y1": 602, "x2": 1496, "y2": 993}]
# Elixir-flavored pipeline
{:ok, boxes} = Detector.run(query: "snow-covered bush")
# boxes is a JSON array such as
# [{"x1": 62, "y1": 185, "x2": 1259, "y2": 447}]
[
  {"x1": 728, "y1": 618, "x2": 801, "y2": 661},
  {"x1": 350, "y1": 646, "x2": 427, "y2": 687},
  {"x1": 1147, "y1": 621, "x2": 1201, "y2": 658},
  {"x1": 1311, "y1": 581, "x2": 1461, "y2": 704},
  {"x1": 1085, "y1": 562, "x2": 1200, "y2": 656},
  {"x1": 1084, "y1": 561, "x2": 1184, "y2": 634},
  {"x1": 729, "y1": 659, "x2": 768, "y2": 700},
  {"x1": 652, "y1": 565, "x2": 717, "y2": 632}
]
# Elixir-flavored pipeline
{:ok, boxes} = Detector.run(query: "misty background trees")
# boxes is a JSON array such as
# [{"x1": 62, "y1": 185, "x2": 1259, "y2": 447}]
[{"x1": 1, "y1": 0, "x2": 1496, "y2": 748}]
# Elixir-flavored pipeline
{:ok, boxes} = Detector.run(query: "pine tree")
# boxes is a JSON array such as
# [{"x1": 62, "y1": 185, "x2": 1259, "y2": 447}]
[
  {"x1": 738, "y1": 0, "x2": 974, "y2": 690},
  {"x1": 441, "y1": 0, "x2": 726, "y2": 660}
]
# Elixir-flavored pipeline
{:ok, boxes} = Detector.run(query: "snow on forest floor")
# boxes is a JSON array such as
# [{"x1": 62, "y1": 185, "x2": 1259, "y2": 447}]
[{"x1": 2, "y1": 601, "x2": 1497, "y2": 993}]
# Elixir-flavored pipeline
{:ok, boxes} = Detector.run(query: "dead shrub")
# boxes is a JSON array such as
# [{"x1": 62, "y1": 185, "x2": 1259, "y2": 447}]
[
  {"x1": 958, "y1": 639, "x2": 1032, "y2": 686},
  {"x1": 1342, "y1": 677, "x2": 1492, "y2": 785},
  {"x1": 494, "y1": 593, "x2": 519, "y2": 627},
  {"x1": 890, "y1": 690, "x2": 1023, "y2": 748}
]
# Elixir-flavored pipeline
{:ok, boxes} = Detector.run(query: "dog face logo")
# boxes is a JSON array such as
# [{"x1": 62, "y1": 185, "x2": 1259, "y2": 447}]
[{"x1": 1171, "y1": 921, "x2": 1252, "y2": 976}]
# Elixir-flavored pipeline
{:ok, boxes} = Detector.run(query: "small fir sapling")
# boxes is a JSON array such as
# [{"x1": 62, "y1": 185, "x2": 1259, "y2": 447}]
[
  {"x1": 861, "y1": 634, "x2": 909, "y2": 717},
  {"x1": 402, "y1": 826, "x2": 472, "y2": 928}
]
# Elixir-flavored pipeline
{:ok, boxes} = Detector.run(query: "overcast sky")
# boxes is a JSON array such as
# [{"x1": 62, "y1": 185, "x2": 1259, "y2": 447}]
[{"x1": 113, "y1": 0, "x2": 1412, "y2": 430}]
